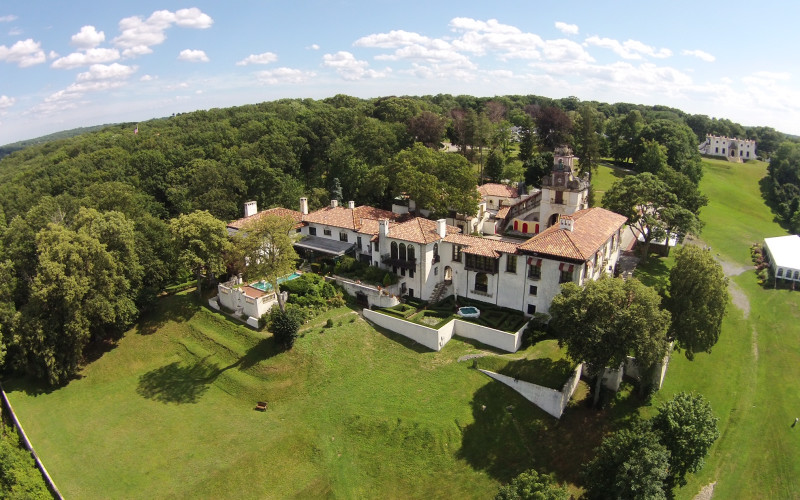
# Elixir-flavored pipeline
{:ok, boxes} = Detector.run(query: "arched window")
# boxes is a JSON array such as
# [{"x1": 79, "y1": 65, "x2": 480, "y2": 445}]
[
  {"x1": 475, "y1": 272, "x2": 488, "y2": 293},
  {"x1": 399, "y1": 243, "x2": 406, "y2": 261},
  {"x1": 522, "y1": 222, "x2": 528, "y2": 233},
  {"x1": 407, "y1": 245, "x2": 415, "y2": 262},
  {"x1": 514, "y1": 220, "x2": 519, "y2": 231},
  {"x1": 391, "y1": 241, "x2": 398, "y2": 260}
]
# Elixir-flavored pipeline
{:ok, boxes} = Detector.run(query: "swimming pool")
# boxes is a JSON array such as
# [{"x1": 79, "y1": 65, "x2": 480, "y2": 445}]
[{"x1": 250, "y1": 271, "x2": 302, "y2": 292}]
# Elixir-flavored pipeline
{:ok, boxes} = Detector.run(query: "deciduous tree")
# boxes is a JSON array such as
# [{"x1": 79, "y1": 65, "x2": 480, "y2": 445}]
[
  {"x1": 549, "y1": 277, "x2": 670, "y2": 406},
  {"x1": 169, "y1": 210, "x2": 231, "y2": 297},
  {"x1": 495, "y1": 468, "x2": 569, "y2": 500},
  {"x1": 651, "y1": 392, "x2": 719, "y2": 489},
  {"x1": 581, "y1": 423, "x2": 670, "y2": 500},
  {"x1": 233, "y1": 214, "x2": 299, "y2": 312},
  {"x1": 666, "y1": 245, "x2": 729, "y2": 359}
]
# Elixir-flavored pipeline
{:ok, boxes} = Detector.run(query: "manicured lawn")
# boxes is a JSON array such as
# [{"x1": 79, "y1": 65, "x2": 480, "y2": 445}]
[
  {"x1": 5, "y1": 294, "x2": 638, "y2": 498},
  {"x1": 635, "y1": 158, "x2": 800, "y2": 499},
  {"x1": 592, "y1": 160, "x2": 633, "y2": 203}
]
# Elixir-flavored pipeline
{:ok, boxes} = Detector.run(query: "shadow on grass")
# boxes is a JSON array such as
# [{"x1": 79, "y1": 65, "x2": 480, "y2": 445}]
[
  {"x1": 368, "y1": 321, "x2": 433, "y2": 354},
  {"x1": 137, "y1": 336, "x2": 284, "y2": 403},
  {"x1": 633, "y1": 255, "x2": 670, "y2": 292},
  {"x1": 478, "y1": 357, "x2": 575, "y2": 390},
  {"x1": 136, "y1": 293, "x2": 197, "y2": 335},
  {"x1": 458, "y1": 377, "x2": 647, "y2": 486}
]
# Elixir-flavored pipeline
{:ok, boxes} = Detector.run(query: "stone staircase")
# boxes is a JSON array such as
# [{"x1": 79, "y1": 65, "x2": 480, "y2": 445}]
[{"x1": 428, "y1": 281, "x2": 450, "y2": 304}]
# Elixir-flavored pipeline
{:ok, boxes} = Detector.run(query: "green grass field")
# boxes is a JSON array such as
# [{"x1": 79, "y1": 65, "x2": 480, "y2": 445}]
[
  {"x1": 637, "y1": 159, "x2": 800, "y2": 499},
  {"x1": 7, "y1": 295, "x2": 639, "y2": 499}
]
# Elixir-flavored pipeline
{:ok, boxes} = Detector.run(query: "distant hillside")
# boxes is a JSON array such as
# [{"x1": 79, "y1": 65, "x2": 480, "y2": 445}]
[{"x1": 0, "y1": 124, "x2": 117, "y2": 158}]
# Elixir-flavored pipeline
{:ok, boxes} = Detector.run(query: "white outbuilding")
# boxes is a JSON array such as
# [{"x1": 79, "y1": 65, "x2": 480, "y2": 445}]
[{"x1": 764, "y1": 235, "x2": 800, "y2": 282}]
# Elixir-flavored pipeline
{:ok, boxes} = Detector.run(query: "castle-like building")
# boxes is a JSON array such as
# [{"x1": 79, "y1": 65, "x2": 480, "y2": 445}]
[
  {"x1": 219, "y1": 151, "x2": 626, "y2": 327},
  {"x1": 699, "y1": 134, "x2": 756, "y2": 161}
]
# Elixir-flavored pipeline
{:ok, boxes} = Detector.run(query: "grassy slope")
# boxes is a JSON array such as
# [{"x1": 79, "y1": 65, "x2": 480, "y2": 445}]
[
  {"x1": 7, "y1": 297, "x2": 601, "y2": 499},
  {"x1": 639, "y1": 159, "x2": 800, "y2": 499}
]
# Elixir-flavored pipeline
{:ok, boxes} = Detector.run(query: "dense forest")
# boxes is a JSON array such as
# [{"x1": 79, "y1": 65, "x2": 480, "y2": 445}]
[{"x1": 0, "y1": 93, "x2": 797, "y2": 385}]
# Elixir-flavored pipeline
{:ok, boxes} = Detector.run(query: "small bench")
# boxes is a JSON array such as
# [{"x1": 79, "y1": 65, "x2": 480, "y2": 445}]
[{"x1": 255, "y1": 401, "x2": 268, "y2": 411}]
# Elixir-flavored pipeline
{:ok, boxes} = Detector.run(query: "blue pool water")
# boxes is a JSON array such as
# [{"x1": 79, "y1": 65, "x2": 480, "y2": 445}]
[
  {"x1": 250, "y1": 271, "x2": 302, "y2": 292},
  {"x1": 457, "y1": 306, "x2": 480, "y2": 317}
]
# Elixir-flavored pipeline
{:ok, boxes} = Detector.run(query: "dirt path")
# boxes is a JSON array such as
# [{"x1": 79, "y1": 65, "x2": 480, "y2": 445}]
[
  {"x1": 693, "y1": 481, "x2": 716, "y2": 500},
  {"x1": 683, "y1": 238, "x2": 752, "y2": 318}
]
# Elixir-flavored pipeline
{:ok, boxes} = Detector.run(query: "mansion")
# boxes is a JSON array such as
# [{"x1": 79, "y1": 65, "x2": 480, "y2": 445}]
[
  {"x1": 699, "y1": 134, "x2": 756, "y2": 161},
  {"x1": 222, "y1": 150, "x2": 627, "y2": 320}
]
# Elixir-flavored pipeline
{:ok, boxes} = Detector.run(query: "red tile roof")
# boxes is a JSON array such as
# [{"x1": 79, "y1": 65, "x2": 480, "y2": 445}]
[
  {"x1": 302, "y1": 205, "x2": 399, "y2": 233},
  {"x1": 443, "y1": 233, "x2": 520, "y2": 258},
  {"x1": 517, "y1": 207, "x2": 627, "y2": 261},
  {"x1": 387, "y1": 217, "x2": 460, "y2": 244},
  {"x1": 228, "y1": 207, "x2": 304, "y2": 230},
  {"x1": 479, "y1": 183, "x2": 519, "y2": 198}
]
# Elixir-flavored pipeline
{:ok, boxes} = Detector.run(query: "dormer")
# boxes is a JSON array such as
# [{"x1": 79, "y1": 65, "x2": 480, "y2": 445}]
[{"x1": 560, "y1": 215, "x2": 574, "y2": 232}]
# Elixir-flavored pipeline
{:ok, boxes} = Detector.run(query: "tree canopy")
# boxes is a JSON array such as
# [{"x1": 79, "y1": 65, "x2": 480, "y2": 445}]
[
  {"x1": 581, "y1": 424, "x2": 670, "y2": 500},
  {"x1": 651, "y1": 392, "x2": 719, "y2": 489},
  {"x1": 666, "y1": 245, "x2": 729, "y2": 359},
  {"x1": 549, "y1": 277, "x2": 670, "y2": 405},
  {"x1": 169, "y1": 210, "x2": 232, "y2": 297},
  {"x1": 495, "y1": 468, "x2": 570, "y2": 500}
]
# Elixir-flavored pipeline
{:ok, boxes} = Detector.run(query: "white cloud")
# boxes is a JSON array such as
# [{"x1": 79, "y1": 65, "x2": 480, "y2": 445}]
[
  {"x1": 0, "y1": 38, "x2": 46, "y2": 67},
  {"x1": 8, "y1": 28, "x2": 22, "y2": 36},
  {"x1": 112, "y1": 8, "x2": 213, "y2": 57},
  {"x1": 178, "y1": 49, "x2": 209, "y2": 63},
  {"x1": 0, "y1": 95, "x2": 15, "y2": 110},
  {"x1": 51, "y1": 48, "x2": 120, "y2": 69},
  {"x1": 555, "y1": 22, "x2": 579, "y2": 35},
  {"x1": 140, "y1": 74, "x2": 156, "y2": 81},
  {"x1": 236, "y1": 52, "x2": 278, "y2": 66},
  {"x1": 584, "y1": 36, "x2": 672, "y2": 59},
  {"x1": 75, "y1": 63, "x2": 136, "y2": 82},
  {"x1": 256, "y1": 67, "x2": 316, "y2": 85},
  {"x1": 681, "y1": 49, "x2": 715, "y2": 62},
  {"x1": 173, "y1": 8, "x2": 213, "y2": 29},
  {"x1": 71, "y1": 25, "x2": 105, "y2": 49},
  {"x1": 28, "y1": 63, "x2": 136, "y2": 116},
  {"x1": 751, "y1": 70, "x2": 791, "y2": 81},
  {"x1": 308, "y1": 44, "x2": 320, "y2": 50},
  {"x1": 322, "y1": 51, "x2": 385, "y2": 80},
  {"x1": 355, "y1": 29, "x2": 449, "y2": 50},
  {"x1": 0, "y1": 15, "x2": 17, "y2": 22},
  {"x1": 449, "y1": 17, "x2": 521, "y2": 34},
  {"x1": 541, "y1": 39, "x2": 594, "y2": 63},
  {"x1": 165, "y1": 82, "x2": 190, "y2": 91}
]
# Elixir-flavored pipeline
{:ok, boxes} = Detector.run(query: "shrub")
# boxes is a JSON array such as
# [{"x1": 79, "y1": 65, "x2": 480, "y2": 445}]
[
  {"x1": 268, "y1": 305, "x2": 304, "y2": 349},
  {"x1": 325, "y1": 318, "x2": 334, "y2": 328}
]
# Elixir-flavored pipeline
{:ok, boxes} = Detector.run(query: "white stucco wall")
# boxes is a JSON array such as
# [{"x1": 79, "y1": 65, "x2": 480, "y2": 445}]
[
  {"x1": 363, "y1": 308, "x2": 448, "y2": 351},
  {"x1": 479, "y1": 363, "x2": 582, "y2": 419},
  {"x1": 455, "y1": 318, "x2": 524, "y2": 352}
]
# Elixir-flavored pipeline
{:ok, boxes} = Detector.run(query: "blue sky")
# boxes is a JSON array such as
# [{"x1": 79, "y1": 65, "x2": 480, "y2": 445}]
[{"x1": 2, "y1": 1, "x2": 800, "y2": 144}]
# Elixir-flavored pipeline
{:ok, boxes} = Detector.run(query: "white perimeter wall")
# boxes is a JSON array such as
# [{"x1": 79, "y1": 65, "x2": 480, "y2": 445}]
[
  {"x1": 362, "y1": 309, "x2": 523, "y2": 353},
  {"x1": 479, "y1": 363, "x2": 582, "y2": 419}
]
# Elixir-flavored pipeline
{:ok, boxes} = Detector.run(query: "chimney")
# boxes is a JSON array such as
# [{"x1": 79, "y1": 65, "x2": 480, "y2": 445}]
[
  {"x1": 331, "y1": 199, "x2": 339, "y2": 208},
  {"x1": 348, "y1": 200, "x2": 355, "y2": 209},
  {"x1": 559, "y1": 215, "x2": 574, "y2": 232},
  {"x1": 244, "y1": 200, "x2": 257, "y2": 217},
  {"x1": 379, "y1": 219, "x2": 390, "y2": 237},
  {"x1": 436, "y1": 219, "x2": 446, "y2": 238},
  {"x1": 299, "y1": 197, "x2": 308, "y2": 215}
]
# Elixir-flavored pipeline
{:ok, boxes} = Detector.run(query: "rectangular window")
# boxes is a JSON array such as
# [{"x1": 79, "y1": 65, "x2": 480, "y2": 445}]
[
  {"x1": 527, "y1": 304, "x2": 536, "y2": 315},
  {"x1": 409, "y1": 269, "x2": 414, "y2": 278},
  {"x1": 559, "y1": 269, "x2": 572, "y2": 283},
  {"x1": 309, "y1": 227, "x2": 317, "y2": 236},
  {"x1": 401, "y1": 268, "x2": 406, "y2": 277},
  {"x1": 357, "y1": 236, "x2": 362, "y2": 250},
  {"x1": 323, "y1": 228, "x2": 332, "y2": 236},
  {"x1": 777, "y1": 268, "x2": 783, "y2": 277},
  {"x1": 529, "y1": 285, "x2": 538, "y2": 296},
  {"x1": 452, "y1": 245, "x2": 462, "y2": 262},
  {"x1": 528, "y1": 264, "x2": 541, "y2": 280},
  {"x1": 339, "y1": 232, "x2": 348, "y2": 242},
  {"x1": 506, "y1": 255, "x2": 517, "y2": 273}
]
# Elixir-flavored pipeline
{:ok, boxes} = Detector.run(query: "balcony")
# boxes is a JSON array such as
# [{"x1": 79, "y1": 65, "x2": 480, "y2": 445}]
[
  {"x1": 381, "y1": 253, "x2": 417, "y2": 270},
  {"x1": 432, "y1": 254, "x2": 440, "y2": 264}
]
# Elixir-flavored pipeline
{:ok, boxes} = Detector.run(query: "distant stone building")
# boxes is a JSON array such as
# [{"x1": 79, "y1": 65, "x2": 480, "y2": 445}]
[{"x1": 699, "y1": 134, "x2": 756, "y2": 162}]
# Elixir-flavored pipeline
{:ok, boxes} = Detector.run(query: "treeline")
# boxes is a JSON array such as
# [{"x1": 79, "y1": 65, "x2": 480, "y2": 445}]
[
  {"x1": 762, "y1": 142, "x2": 800, "y2": 232},
  {"x1": 0, "y1": 93, "x2": 790, "y2": 384}
]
